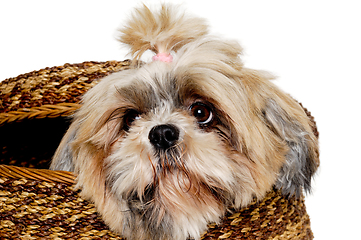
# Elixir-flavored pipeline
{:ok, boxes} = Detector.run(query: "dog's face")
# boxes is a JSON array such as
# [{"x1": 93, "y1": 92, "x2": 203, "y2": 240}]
[{"x1": 51, "y1": 5, "x2": 318, "y2": 240}]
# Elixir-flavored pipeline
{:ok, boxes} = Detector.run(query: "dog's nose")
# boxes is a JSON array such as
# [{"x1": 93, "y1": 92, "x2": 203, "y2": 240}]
[{"x1": 148, "y1": 124, "x2": 179, "y2": 150}]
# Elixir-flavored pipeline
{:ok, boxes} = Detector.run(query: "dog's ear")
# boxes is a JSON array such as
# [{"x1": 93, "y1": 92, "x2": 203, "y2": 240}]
[
  {"x1": 263, "y1": 98, "x2": 319, "y2": 197},
  {"x1": 50, "y1": 121, "x2": 78, "y2": 172}
]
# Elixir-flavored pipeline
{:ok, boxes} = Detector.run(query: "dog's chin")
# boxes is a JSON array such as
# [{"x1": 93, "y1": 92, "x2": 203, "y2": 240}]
[
  {"x1": 118, "y1": 171, "x2": 227, "y2": 240},
  {"x1": 101, "y1": 128, "x2": 256, "y2": 240},
  {"x1": 105, "y1": 169, "x2": 224, "y2": 239}
]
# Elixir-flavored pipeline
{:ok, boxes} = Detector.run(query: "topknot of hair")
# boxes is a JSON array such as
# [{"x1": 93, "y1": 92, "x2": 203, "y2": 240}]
[{"x1": 118, "y1": 4, "x2": 209, "y2": 60}]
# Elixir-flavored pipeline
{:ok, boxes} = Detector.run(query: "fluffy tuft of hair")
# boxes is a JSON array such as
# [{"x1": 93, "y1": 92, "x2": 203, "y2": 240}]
[{"x1": 118, "y1": 4, "x2": 209, "y2": 60}]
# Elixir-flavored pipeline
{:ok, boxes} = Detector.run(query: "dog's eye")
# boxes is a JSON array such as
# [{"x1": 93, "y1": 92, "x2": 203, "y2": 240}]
[
  {"x1": 123, "y1": 109, "x2": 141, "y2": 131},
  {"x1": 190, "y1": 102, "x2": 213, "y2": 125}
]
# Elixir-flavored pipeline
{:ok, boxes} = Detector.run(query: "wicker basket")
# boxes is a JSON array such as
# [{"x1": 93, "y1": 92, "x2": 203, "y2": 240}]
[{"x1": 0, "y1": 60, "x2": 317, "y2": 239}]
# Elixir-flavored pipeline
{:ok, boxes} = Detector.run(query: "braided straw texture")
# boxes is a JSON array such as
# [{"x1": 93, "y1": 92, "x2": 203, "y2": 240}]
[
  {"x1": 0, "y1": 61, "x2": 315, "y2": 239},
  {"x1": 0, "y1": 60, "x2": 131, "y2": 125}
]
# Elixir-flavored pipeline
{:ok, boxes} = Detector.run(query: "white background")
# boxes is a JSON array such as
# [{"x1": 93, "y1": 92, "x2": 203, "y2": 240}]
[{"x1": 1, "y1": 1, "x2": 360, "y2": 239}]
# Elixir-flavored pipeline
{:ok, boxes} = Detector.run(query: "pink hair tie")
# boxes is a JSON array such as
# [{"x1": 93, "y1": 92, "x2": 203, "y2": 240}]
[{"x1": 152, "y1": 53, "x2": 173, "y2": 63}]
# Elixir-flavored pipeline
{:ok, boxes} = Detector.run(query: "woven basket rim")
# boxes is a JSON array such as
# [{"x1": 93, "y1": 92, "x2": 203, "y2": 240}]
[
  {"x1": 0, "y1": 60, "x2": 132, "y2": 126},
  {"x1": 0, "y1": 103, "x2": 81, "y2": 126},
  {"x1": 0, "y1": 164, "x2": 75, "y2": 184}
]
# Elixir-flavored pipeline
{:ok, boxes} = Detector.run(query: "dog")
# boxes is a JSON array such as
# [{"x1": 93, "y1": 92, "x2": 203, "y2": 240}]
[{"x1": 51, "y1": 4, "x2": 319, "y2": 240}]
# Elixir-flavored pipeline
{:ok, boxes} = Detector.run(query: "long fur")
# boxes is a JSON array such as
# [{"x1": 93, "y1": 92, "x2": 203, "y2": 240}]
[
  {"x1": 119, "y1": 4, "x2": 208, "y2": 60},
  {"x1": 51, "y1": 4, "x2": 319, "y2": 240}
]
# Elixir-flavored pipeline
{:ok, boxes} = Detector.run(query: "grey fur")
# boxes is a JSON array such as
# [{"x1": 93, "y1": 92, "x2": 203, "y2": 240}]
[
  {"x1": 50, "y1": 124, "x2": 76, "y2": 172},
  {"x1": 264, "y1": 99, "x2": 316, "y2": 197}
]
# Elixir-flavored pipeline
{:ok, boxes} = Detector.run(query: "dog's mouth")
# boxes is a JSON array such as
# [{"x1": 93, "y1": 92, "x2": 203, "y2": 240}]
[
  {"x1": 126, "y1": 185, "x2": 155, "y2": 214},
  {"x1": 154, "y1": 146, "x2": 185, "y2": 173},
  {"x1": 124, "y1": 146, "x2": 185, "y2": 213},
  {"x1": 126, "y1": 174, "x2": 229, "y2": 215}
]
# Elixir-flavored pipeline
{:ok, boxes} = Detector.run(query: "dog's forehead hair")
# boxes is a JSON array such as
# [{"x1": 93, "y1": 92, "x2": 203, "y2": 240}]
[{"x1": 116, "y1": 70, "x2": 200, "y2": 112}]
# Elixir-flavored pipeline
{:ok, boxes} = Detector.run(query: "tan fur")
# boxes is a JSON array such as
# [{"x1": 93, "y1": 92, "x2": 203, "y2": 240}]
[
  {"x1": 119, "y1": 4, "x2": 208, "y2": 60},
  {"x1": 51, "y1": 4, "x2": 318, "y2": 240}
]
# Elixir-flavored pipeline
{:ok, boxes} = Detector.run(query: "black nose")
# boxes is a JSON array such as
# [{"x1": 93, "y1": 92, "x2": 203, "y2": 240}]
[{"x1": 148, "y1": 124, "x2": 179, "y2": 150}]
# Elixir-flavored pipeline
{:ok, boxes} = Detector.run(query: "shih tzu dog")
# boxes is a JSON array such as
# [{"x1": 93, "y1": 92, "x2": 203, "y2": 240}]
[{"x1": 51, "y1": 4, "x2": 319, "y2": 240}]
